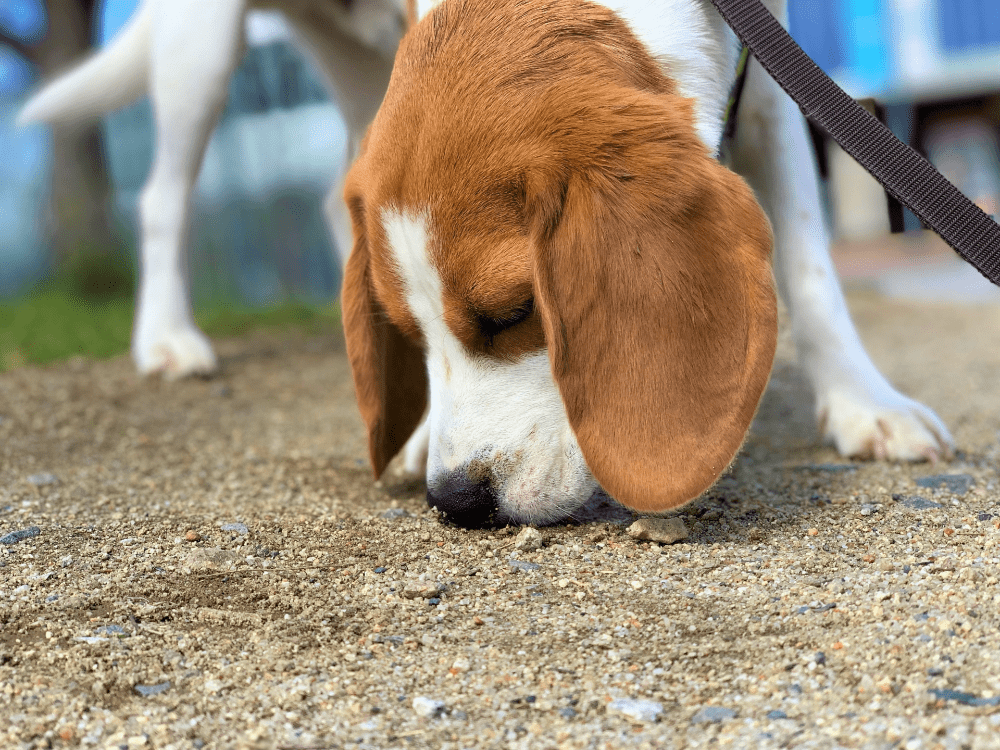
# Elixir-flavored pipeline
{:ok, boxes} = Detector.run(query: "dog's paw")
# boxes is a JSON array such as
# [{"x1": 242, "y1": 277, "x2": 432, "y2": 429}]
[
  {"x1": 133, "y1": 326, "x2": 218, "y2": 379},
  {"x1": 817, "y1": 389, "x2": 954, "y2": 462},
  {"x1": 397, "y1": 415, "x2": 431, "y2": 477}
]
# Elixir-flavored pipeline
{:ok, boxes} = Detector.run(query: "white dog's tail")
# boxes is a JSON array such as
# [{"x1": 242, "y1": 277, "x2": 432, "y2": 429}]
[{"x1": 17, "y1": 0, "x2": 153, "y2": 125}]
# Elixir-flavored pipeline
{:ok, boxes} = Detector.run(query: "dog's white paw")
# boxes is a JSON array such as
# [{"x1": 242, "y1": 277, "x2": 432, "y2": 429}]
[
  {"x1": 397, "y1": 415, "x2": 430, "y2": 477},
  {"x1": 133, "y1": 325, "x2": 218, "y2": 379},
  {"x1": 817, "y1": 388, "x2": 954, "y2": 462}
]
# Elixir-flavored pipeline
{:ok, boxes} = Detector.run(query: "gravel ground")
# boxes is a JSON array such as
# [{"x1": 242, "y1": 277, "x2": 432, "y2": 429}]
[{"x1": 2, "y1": 291, "x2": 1000, "y2": 750}]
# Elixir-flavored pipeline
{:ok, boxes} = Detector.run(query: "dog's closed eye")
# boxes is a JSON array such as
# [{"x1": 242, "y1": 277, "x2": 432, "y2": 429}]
[{"x1": 477, "y1": 297, "x2": 535, "y2": 342}]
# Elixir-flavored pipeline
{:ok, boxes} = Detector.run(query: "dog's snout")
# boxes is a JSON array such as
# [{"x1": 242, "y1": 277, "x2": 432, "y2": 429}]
[{"x1": 427, "y1": 473, "x2": 499, "y2": 528}]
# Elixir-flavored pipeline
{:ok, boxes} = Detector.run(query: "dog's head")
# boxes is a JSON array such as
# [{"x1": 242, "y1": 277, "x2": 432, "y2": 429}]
[{"x1": 342, "y1": 0, "x2": 777, "y2": 527}]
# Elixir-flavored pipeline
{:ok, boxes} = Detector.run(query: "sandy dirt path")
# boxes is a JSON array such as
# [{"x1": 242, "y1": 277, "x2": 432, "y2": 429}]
[{"x1": 2, "y1": 292, "x2": 1000, "y2": 749}]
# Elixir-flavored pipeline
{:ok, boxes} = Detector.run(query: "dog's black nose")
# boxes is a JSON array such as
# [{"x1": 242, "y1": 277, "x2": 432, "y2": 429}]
[{"x1": 427, "y1": 473, "x2": 499, "y2": 528}]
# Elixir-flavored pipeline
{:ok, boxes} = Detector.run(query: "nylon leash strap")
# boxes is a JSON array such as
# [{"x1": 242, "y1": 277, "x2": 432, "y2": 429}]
[{"x1": 710, "y1": 0, "x2": 1000, "y2": 287}]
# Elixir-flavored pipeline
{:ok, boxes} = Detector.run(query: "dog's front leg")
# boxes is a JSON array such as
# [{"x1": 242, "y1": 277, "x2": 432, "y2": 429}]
[
  {"x1": 132, "y1": 0, "x2": 248, "y2": 378},
  {"x1": 730, "y1": 36, "x2": 953, "y2": 461}
]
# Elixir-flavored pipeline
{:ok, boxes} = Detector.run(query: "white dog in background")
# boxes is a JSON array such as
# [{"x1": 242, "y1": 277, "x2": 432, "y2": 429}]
[
  {"x1": 19, "y1": 0, "x2": 409, "y2": 378},
  {"x1": 20, "y1": 0, "x2": 954, "y2": 478}
]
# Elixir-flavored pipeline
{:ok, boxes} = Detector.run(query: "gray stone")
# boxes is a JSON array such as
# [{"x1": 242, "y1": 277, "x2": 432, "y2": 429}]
[
  {"x1": 691, "y1": 706, "x2": 737, "y2": 724},
  {"x1": 220, "y1": 522, "x2": 248, "y2": 535},
  {"x1": 135, "y1": 681, "x2": 171, "y2": 697},
  {"x1": 380, "y1": 508, "x2": 412, "y2": 520},
  {"x1": 508, "y1": 559, "x2": 540, "y2": 572},
  {"x1": 929, "y1": 688, "x2": 1000, "y2": 707},
  {"x1": 915, "y1": 474, "x2": 974, "y2": 495},
  {"x1": 95, "y1": 624, "x2": 128, "y2": 637},
  {"x1": 26, "y1": 473, "x2": 58, "y2": 486},
  {"x1": 626, "y1": 517, "x2": 688, "y2": 544},
  {"x1": 0, "y1": 527, "x2": 40, "y2": 545},
  {"x1": 895, "y1": 495, "x2": 943, "y2": 510},
  {"x1": 608, "y1": 698, "x2": 663, "y2": 723},
  {"x1": 796, "y1": 464, "x2": 857, "y2": 473}
]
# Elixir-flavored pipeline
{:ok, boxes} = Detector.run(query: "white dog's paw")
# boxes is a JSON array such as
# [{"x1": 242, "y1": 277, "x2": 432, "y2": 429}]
[
  {"x1": 817, "y1": 388, "x2": 954, "y2": 462},
  {"x1": 397, "y1": 415, "x2": 430, "y2": 477},
  {"x1": 133, "y1": 325, "x2": 218, "y2": 379}
]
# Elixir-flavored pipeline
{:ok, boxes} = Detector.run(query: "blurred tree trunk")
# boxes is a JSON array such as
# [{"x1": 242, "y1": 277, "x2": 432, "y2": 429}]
[{"x1": 3, "y1": 0, "x2": 126, "y2": 295}]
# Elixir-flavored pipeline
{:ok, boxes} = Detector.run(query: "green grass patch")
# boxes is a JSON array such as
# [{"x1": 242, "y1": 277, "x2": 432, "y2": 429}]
[{"x1": 0, "y1": 279, "x2": 340, "y2": 373}]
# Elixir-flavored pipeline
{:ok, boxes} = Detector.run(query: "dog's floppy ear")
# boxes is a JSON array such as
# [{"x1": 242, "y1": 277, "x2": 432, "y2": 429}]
[
  {"x1": 527, "y1": 92, "x2": 777, "y2": 511},
  {"x1": 341, "y1": 186, "x2": 428, "y2": 478}
]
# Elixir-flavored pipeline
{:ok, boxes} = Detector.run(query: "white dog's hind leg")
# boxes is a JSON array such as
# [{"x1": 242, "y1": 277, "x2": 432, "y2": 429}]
[
  {"x1": 133, "y1": 0, "x2": 248, "y2": 378},
  {"x1": 730, "y1": 15, "x2": 953, "y2": 461}
]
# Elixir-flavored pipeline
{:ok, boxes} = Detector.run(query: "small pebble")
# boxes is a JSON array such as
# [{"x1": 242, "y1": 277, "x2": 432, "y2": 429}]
[
  {"x1": 765, "y1": 710, "x2": 788, "y2": 720},
  {"x1": 915, "y1": 474, "x2": 974, "y2": 495},
  {"x1": 185, "y1": 531, "x2": 201, "y2": 542},
  {"x1": 412, "y1": 696, "x2": 445, "y2": 718},
  {"x1": 929, "y1": 689, "x2": 1000, "y2": 707},
  {"x1": 26, "y1": 473, "x2": 58, "y2": 486},
  {"x1": 134, "y1": 682, "x2": 171, "y2": 697},
  {"x1": 509, "y1": 559, "x2": 540, "y2": 572},
  {"x1": 626, "y1": 517, "x2": 688, "y2": 544},
  {"x1": 514, "y1": 526, "x2": 543, "y2": 552},
  {"x1": 1, "y1": 526, "x2": 41, "y2": 545},
  {"x1": 798, "y1": 464, "x2": 857, "y2": 473},
  {"x1": 608, "y1": 698, "x2": 663, "y2": 723},
  {"x1": 691, "y1": 706, "x2": 737, "y2": 724},
  {"x1": 95, "y1": 624, "x2": 128, "y2": 637},
  {"x1": 402, "y1": 582, "x2": 445, "y2": 599},
  {"x1": 380, "y1": 508, "x2": 411, "y2": 520},
  {"x1": 895, "y1": 495, "x2": 942, "y2": 510},
  {"x1": 220, "y1": 522, "x2": 248, "y2": 535}
]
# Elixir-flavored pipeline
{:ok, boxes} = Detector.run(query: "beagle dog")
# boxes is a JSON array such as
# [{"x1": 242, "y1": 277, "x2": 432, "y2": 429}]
[
  {"x1": 19, "y1": 0, "x2": 410, "y2": 378},
  {"x1": 343, "y1": 0, "x2": 955, "y2": 527}
]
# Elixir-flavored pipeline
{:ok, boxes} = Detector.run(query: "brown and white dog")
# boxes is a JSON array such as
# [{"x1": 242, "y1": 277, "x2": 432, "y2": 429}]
[{"x1": 343, "y1": 0, "x2": 954, "y2": 527}]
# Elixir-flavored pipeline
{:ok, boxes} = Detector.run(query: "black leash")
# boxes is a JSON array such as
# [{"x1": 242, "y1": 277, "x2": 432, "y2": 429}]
[{"x1": 710, "y1": 0, "x2": 1000, "y2": 288}]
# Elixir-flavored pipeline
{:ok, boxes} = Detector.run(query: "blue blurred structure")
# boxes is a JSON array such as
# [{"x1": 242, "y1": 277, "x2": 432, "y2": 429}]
[
  {"x1": 790, "y1": 0, "x2": 1000, "y2": 101},
  {"x1": 791, "y1": 0, "x2": 1000, "y2": 239}
]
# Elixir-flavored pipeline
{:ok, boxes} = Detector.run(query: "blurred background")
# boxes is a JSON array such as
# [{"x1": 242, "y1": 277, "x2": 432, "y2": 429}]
[{"x1": 0, "y1": 0, "x2": 999, "y2": 369}]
